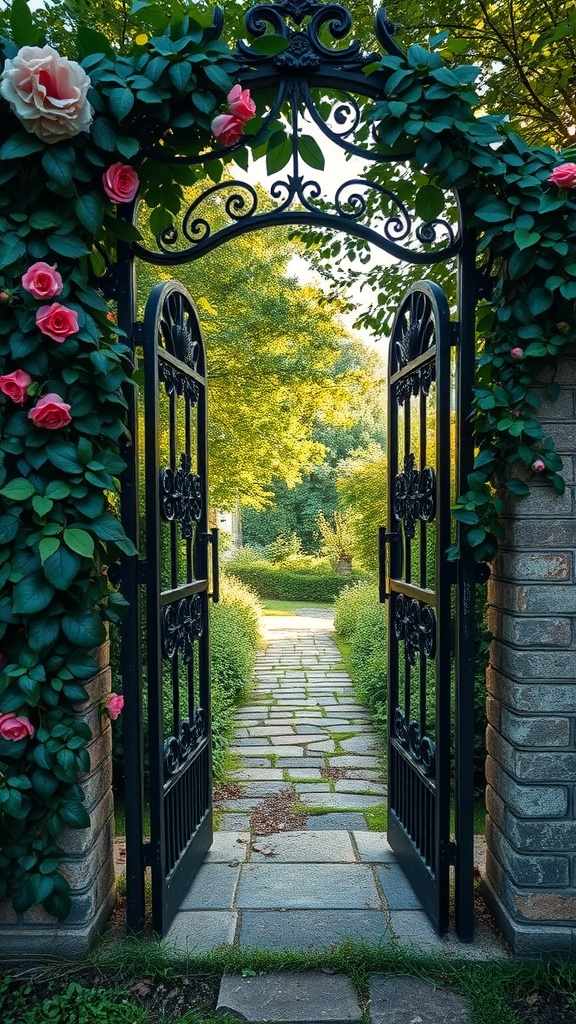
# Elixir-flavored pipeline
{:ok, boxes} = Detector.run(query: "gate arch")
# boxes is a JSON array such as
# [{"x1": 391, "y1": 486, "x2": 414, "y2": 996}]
[{"x1": 118, "y1": 0, "x2": 477, "y2": 940}]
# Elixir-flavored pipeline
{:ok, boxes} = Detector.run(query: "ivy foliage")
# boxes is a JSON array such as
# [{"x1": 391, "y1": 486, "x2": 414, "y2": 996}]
[
  {"x1": 0, "y1": 0, "x2": 575, "y2": 923},
  {"x1": 366, "y1": 38, "x2": 576, "y2": 561}
]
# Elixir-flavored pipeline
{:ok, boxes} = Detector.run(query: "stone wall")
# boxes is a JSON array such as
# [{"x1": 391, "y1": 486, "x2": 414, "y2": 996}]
[
  {"x1": 0, "y1": 643, "x2": 116, "y2": 956},
  {"x1": 484, "y1": 356, "x2": 576, "y2": 956}
]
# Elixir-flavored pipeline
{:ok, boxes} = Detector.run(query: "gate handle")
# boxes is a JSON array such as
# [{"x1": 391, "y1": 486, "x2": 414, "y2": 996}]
[
  {"x1": 203, "y1": 528, "x2": 220, "y2": 604},
  {"x1": 378, "y1": 526, "x2": 399, "y2": 603}
]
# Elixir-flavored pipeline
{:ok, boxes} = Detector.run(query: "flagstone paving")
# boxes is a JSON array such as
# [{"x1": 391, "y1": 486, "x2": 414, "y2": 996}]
[{"x1": 167, "y1": 612, "x2": 505, "y2": 961}]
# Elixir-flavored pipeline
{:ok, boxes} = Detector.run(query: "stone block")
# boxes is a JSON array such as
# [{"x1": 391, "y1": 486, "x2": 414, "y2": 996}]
[
  {"x1": 509, "y1": 883, "x2": 576, "y2": 923},
  {"x1": 507, "y1": 813, "x2": 576, "y2": 853},
  {"x1": 516, "y1": 750, "x2": 576, "y2": 782},
  {"x1": 498, "y1": 552, "x2": 572, "y2": 582},
  {"x1": 238, "y1": 909, "x2": 390, "y2": 951},
  {"x1": 492, "y1": 643, "x2": 576, "y2": 681},
  {"x1": 486, "y1": 725, "x2": 516, "y2": 776},
  {"x1": 248, "y1": 830, "x2": 355, "y2": 863},
  {"x1": 492, "y1": 583, "x2": 576, "y2": 615},
  {"x1": 500, "y1": 709, "x2": 571, "y2": 748},
  {"x1": 532, "y1": 389, "x2": 575, "y2": 421},
  {"x1": 217, "y1": 971, "x2": 362, "y2": 1024},
  {"x1": 482, "y1": 875, "x2": 573, "y2": 957},
  {"x1": 61, "y1": 813, "x2": 115, "y2": 891},
  {"x1": 486, "y1": 818, "x2": 570, "y2": 887},
  {"x1": 502, "y1": 519, "x2": 576, "y2": 550},
  {"x1": 60, "y1": 789, "x2": 114, "y2": 856},
  {"x1": 503, "y1": 485, "x2": 573, "y2": 518},
  {"x1": 235, "y1": 863, "x2": 380, "y2": 909},
  {"x1": 375, "y1": 865, "x2": 422, "y2": 910},
  {"x1": 167, "y1": 910, "x2": 237, "y2": 953},
  {"x1": 499, "y1": 614, "x2": 573, "y2": 647},
  {"x1": 544, "y1": 422, "x2": 576, "y2": 454},
  {"x1": 485, "y1": 760, "x2": 568, "y2": 818},
  {"x1": 485, "y1": 782, "x2": 506, "y2": 828},
  {"x1": 23, "y1": 852, "x2": 115, "y2": 927},
  {"x1": 369, "y1": 977, "x2": 471, "y2": 1024},
  {"x1": 487, "y1": 669, "x2": 576, "y2": 713},
  {"x1": 82, "y1": 664, "x2": 112, "y2": 705},
  {"x1": 179, "y1": 863, "x2": 241, "y2": 910}
]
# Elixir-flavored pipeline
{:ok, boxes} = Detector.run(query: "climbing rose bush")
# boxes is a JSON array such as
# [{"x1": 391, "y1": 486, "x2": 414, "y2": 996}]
[
  {"x1": 0, "y1": 370, "x2": 32, "y2": 404},
  {"x1": 102, "y1": 163, "x2": 140, "y2": 204},
  {"x1": 106, "y1": 694, "x2": 124, "y2": 720},
  {"x1": 22, "y1": 262, "x2": 62, "y2": 299},
  {"x1": 212, "y1": 84, "x2": 255, "y2": 144},
  {"x1": 0, "y1": 713, "x2": 35, "y2": 741},
  {"x1": 28, "y1": 393, "x2": 72, "y2": 429},
  {"x1": 547, "y1": 163, "x2": 576, "y2": 188},
  {"x1": 35, "y1": 302, "x2": 79, "y2": 341},
  {"x1": 0, "y1": 45, "x2": 92, "y2": 142}
]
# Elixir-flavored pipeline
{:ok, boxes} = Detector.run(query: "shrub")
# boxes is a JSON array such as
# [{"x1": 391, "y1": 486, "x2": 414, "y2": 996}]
[
  {"x1": 334, "y1": 583, "x2": 387, "y2": 736},
  {"x1": 227, "y1": 554, "x2": 368, "y2": 602},
  {"x1": 210, "y1": 573, "x2": 262, "y2": 777}
]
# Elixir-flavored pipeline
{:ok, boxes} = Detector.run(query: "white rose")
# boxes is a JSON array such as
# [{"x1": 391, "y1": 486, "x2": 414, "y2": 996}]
[{"x1": 0, "y1": 45, "x2": 93, "y2": 144}]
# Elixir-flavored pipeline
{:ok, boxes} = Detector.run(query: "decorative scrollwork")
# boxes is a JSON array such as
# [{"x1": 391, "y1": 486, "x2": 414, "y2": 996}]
[
  {"x1": 238, "y1": 1, "x2": 365, "y2": 70},
  {"x1": 159, "y1": 362, "x2": 199, "y2": 406},
  {"x1": 161, "y1": 594, "x2": 204, "y2": 664},
  {"x1": 395, "y1": 362, "x2": 435, "y2": 406},
  {"x1": 393, "y1": 594, "x2": 436, "y2": 665},
  {"x1": 160, "y1": 453, "x2": 202, "y2": 540},
  {"x1": 393, "y1": 454, "x2": 436, "y2": 540},
  {"x1": 155, "y1": 287, "x2": 202, "y2": 372},
  {"x1": 393, "y1": 708, "x2": 436, "y2": 775},
  {"x1": 162, "y1": 709, "x2": 206, "y2": 776}
]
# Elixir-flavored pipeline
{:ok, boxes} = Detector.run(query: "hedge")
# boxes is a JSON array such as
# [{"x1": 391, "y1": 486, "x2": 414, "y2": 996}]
[{"x1": 225, "y1": 556, "x2": 368, "y2": 602}]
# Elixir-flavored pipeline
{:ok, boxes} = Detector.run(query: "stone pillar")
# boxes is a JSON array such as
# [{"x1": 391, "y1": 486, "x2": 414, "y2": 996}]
[
  {"x1": 0, "y1": 644, "x2": 116, "y2": 956},
  {"x1": 484, "y1": 356, "x2": 576, "y2": 956}
]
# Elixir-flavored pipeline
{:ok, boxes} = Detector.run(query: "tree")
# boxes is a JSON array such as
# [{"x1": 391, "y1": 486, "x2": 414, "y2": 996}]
[
  {"x1": 137, "y1": 216, "x2": 356, "y2": 510},
  {"x1": 337, "y1": 442, "x2": 388, "y2": 570}
]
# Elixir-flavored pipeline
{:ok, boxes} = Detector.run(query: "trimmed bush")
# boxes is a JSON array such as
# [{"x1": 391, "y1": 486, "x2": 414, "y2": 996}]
[
  {"x1": 227, "y1": 552, "x2": 368, "y2": 602},
  {"x1": 334, "y1": 583, "x2": 387, "y2": 736},
  {"x1": 210, "y1": 574, "x2": 261, "y2": 778}
]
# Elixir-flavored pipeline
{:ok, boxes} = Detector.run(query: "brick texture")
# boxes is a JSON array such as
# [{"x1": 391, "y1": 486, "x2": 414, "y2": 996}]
[
  {"x1": 485, "y1": 356, "x2": 576, "y2": 956},
  {"x1": 0, "y1": 646, "x2": 116, "y2": 956}
]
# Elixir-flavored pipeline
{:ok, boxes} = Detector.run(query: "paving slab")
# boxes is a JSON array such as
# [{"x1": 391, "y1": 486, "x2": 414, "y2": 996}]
[
  {"x1": 217, "y1": 971, "x2": 362, "y2": 1023},
  {"x1": 369, "y1": 977, "x2": 471, "y2": 1024},
  {"x1": 238, "y1": 910, "x2": 391, "y2": 951},
  {"x1": 228, "y1": 769, "x2": 284, "y2": 782},
  {"x1": 375, "y1": 864, "x2": 423, "y2": 910},
  {"x1": 167, "y1": 910, "x2": 237, "y2": 953},
  {"x1": 283, "y1": 768, "x2": 323, "y2": 780},
  {"x1": 339, "y1": 735, "x2": 381, "y2": 755},
  {"x1": 220, "y1": 813, "x2": 252, "y2": 831},
  {"x1": 205, "y1": 832, "x2": 250, "y2": 862},
  {"x1": 247, "y1": 830, "x2": 356, "y2": 863},
  {"x1": 236, "y1": 863, "x2": 381, "y2": 909},
  {"x1": 352, "y1": 832, "x2": 396, "y2": 863},
  {"x1": 179, "y1": 863, "x2": 241, "y2": 910},
  {"x1": 328, "y1": 756, "x2": 382, "y2": 768},
  {"x1": 299, "y1": 793, "x2": 383, "y2": 810},
  {"x1": 305, "y1": 813, "x2": 368, "y2": 830},
  {"x1": 230, "y1": 746, "x2": 305, "y2": 758}
]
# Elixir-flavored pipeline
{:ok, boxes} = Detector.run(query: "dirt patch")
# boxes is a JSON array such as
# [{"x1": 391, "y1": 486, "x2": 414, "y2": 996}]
[
  {"x1": 320, "y1": 765, "x2": 351, "y2": 780},
  {"x1": 249, "y1": 786, "x2": 308, "y2": 834},
  {"x1": 513, "y1": 988, "x2": 576, "y2": 1024},
  {"x1": 213, "y1": 782, "x2": 244, "y2": 804}
]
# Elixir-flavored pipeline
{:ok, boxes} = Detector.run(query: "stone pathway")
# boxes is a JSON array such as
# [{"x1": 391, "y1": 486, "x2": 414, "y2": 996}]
[{"x1": 167, "y1": 612, "x2": 505, "y2": 961}]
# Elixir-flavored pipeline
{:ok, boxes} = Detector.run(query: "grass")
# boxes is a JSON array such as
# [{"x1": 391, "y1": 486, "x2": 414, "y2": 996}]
[
  {"x1": 363, "y1": 803, "x2": 387, "y2": 831},
  {"x1": 3, "y1": 937, "x2": 576, "y2": 1024},
  {"x1": 259, "y1": 599, "x2": 334, "y2": 615}
]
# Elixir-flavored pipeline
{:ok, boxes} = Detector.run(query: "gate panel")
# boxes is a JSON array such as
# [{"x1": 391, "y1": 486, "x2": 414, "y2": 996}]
[
  {"x1": 142, "y1": 281, "x2": 215, "y2": 935},
  {"x1": 382, "y1": 281, "x2": 454, "y2": 935}
]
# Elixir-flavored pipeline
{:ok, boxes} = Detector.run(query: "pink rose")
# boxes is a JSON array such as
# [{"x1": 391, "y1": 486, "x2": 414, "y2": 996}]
[
  {"x1": 107, "y1": 693, "x2": 124, "y2": 720},
  {"x1": 532, "y1": 458, "x2": 545, "y2": 472},
  {"x1": 547, "y1": 163, "x2": 576, "y2": 189},
  {"x1": 102, "y1": 163, "x2": 140, "y2": 204},
  {"x1": 227, "y1": 84, "x2": 256, "y2": 123},
  {"x1": 22, "y1": 262, "x2": 63, "y2": 300},
  {"x1": 211, "y1": 113, "x2": 244, "y2": 146},
  {"x1": 0, "y1": 45, "x2": 92, "y2": 143},
  {"x1": 513, "y1": 410, "x2": 520, "y2": 418},
  {"x1": 36, "y1": 302, "x2": 79, "y2": 342},
  {"x1": 0, "y1": 712, "x2": 34, "y2": 741},
  {"x1": 0, "y1": 369, "x2": 32, "y2": 404},
  {"x1": 28, "y1": 393, "x2": 71, "y2": 430},
  {"x1": 510, "y1": 347, "x2": 524, "y2": 359}
]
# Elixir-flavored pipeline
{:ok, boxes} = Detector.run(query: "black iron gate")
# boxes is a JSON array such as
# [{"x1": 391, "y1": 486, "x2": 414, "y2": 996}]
[
  {"x1": 380, "y1": 280, "x2": 475, "y2": 940},
  {"x1": 123, "y1": 279, "x2": 218, "y2": 935}
]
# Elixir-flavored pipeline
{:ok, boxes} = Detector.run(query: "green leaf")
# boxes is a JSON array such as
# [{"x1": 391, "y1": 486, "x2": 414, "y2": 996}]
[
  {"x1": 39, "y1": 537, "x2": 60, "y2": 564},
  {"x1": 474, "y1": 198, "x2": 510, "y2": 223},
  {"x1": 42, "y1": 147, "x2": 75, "y2": 188},
  {"x1": 266, "y1": 135, "x2": 292, "y2": 175},
  {"x1": 43, "y1": 890, "x2": 72, "y2": 921},
  {"x1": 0, "y1": 132, "x2": 44, "y2": 161},
  {"x1": 59, "y1": 801, "x2": 90, "y2": 829},
  {"x1": 414, "y1": 183, "x2": 444, "y2": 221},
  {"x1": 109, "y1": 88, "x2": 135, "y2": 121},
  {"x1": 116, "y1": 136, "x2": 140, "y2": 159},
  {"x1": 28, "y1": 616, "x2": 60, "y2": 652},
  {"x1": 12, "y1": 573, "x2": 55, "y2": 615},
  {"x1": 63, "y1": 528, "x2": 95, "y2": 558},
  {"x1": 91, "y1": 117, "x2": 118, "y2": 152},
  {"x1": 31, "y1": 769, "x2": 59, "y2": 799},
  {"x1": 75, "y1": 193, "x2": 105, "y2": 234},
  {"x1": 32, "y1": 495, "x2": 53, "y2": 518},
  {"x1": 48, "y1": 233, "x2": 90, "y2": 258},
  {"x1": 10, "y1": 0, "x2": 38, "y2": 46},
  {"x1": 204, "y1": 63, "x2": 234, "y2": 93},
  {"x1": 513, "y1": 228, "x2": 540, "y2": 250},
  {"x1": 44, "y1": 546, "x2": 82, "y2": 590},
  {"x1": 169, "y1": 62, "x2": 193, "y2": 92},
  {"x1": 298, "y1": 134, "x2": 325, "y2": 171},
  {"x1": 0, "y1": 479, "x2": 34, "y2": 501},
  {"x1": 506, "y1": 478, "x2": 530, "y2": 496},
  {"x1": 66, "y1": 652, "x2": 98, "y2": 678},
  {"x1": 62, "y1": 611, "x2": 106, "y2": 648}
]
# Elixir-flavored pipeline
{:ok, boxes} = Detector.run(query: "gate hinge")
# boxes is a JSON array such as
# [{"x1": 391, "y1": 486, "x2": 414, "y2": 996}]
[{"x1": 440, "y1": 839, "x2": 457, "y2": 866}]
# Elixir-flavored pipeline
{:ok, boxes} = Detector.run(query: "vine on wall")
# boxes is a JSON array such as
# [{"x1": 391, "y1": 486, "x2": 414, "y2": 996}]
[{"x1": 0, "y1": 0, "x2": 574, "y2": 919}]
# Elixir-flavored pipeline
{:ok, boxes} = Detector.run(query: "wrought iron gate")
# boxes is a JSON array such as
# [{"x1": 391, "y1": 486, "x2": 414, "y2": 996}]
[
  {"x1": 380, "y1": 280, "x2": 475, "y2": 940},
  {"x1": 123, "y1": 280, "x2": 217, "y2": 935}
]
